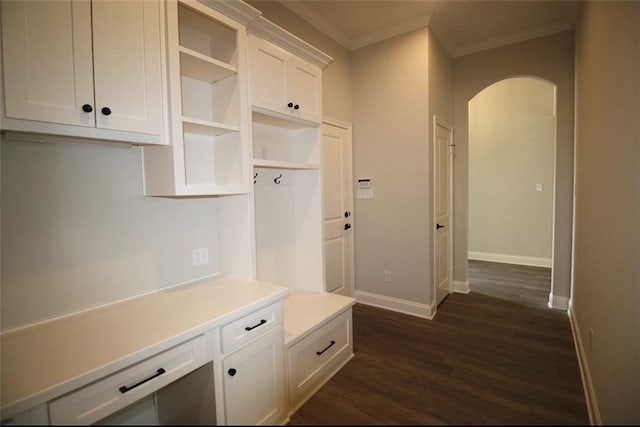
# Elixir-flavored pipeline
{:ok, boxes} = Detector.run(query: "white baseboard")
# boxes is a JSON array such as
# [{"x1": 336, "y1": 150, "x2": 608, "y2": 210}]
[
  {"x1": 568, "y1": 301, "x2": 601, "y2": 425},
  {"x1": 354, "y1": 290, "x2": 435, "y2": 319},
  {"x1": 453, "y1": 280, "x2": 470, "y2": 294},
  {"x1": 468, "y1": 251, "x2": 552, "y2": 268},
  {"x1": 548, "y1": 292, "x2": 569, "y2": 310}
]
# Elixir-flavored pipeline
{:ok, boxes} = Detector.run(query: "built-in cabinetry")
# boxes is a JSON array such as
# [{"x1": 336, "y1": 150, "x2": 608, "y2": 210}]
[
  {"x1": 142, "y1": 0, "x2": 258, "y2": 196},
  {"x1": 249, "y1": 26, "x2": 322, "y2": 124},
  {"x1": 0, "y1": 277, "x2": 288, "y2": 426},
  {"x1": 247, "y1": 16, "x2": 331, "y2": 294},
  {"x1": 1, "y1": 1, "x2": 355, "y2": 424},
  {"x1": 219, "y1": 302, "x2": 286, "y2": 424},
  {"x1": 246, "y1": 16, "x2": 357, "y2": 416},
  {"x1": 0, "y1": 0, "x2": 166, "y2": 145}
]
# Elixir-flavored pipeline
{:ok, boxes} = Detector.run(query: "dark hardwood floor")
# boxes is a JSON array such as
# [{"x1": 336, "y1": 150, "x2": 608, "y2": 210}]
[
  {"x1": 289, "y1": 263, "x2": 588, "y2": 425},
  {"x1": 468, "y1": 260, "x2": 552, "y2": 309}
]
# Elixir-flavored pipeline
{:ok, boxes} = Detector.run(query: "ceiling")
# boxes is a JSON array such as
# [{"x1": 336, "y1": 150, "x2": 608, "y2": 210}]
[{"x1": 279, "y1": 0, "x2": 581, "y2": 57}]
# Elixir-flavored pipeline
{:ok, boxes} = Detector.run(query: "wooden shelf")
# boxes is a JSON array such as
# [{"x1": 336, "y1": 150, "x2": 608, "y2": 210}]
[
  {"x1": 253, "y1": 159, "x2": 320, "y2": 170},
  {"x1": 182, "y1": 116, "x2": 239, "y2": 137},
  {"x1": 179, "y1": 46, "x2": 236, "y2": 83}
]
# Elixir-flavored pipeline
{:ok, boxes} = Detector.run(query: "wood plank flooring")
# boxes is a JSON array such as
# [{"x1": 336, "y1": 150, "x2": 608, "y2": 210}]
[
  {"x1": 289, "y1": 264, "x2": 588, "y2": 425},
  {"x1": 468, "y1": 260, "x2": 551, "y2": 309}
]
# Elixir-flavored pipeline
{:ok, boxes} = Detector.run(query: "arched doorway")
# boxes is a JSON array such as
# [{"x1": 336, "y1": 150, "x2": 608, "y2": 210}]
[{"x1": 468, "y1": 77, "x2": 556, "y2": 307}]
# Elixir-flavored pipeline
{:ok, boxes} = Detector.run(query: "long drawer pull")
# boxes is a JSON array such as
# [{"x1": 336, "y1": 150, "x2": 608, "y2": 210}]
[
  {"x1": 316, "y1": 340, "x2": 336, "y2": 356},
  {"x1": 244, "y1": 319, "x2": 267, "y2": 331},
  {"x1": 119, "y1": 368, "x2": 166, "y2": 394}
]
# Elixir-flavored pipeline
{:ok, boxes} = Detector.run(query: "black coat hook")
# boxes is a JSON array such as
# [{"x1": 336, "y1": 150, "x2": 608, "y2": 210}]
[{"x1": 274, "y1": 174, "x2": 282, "y2": 184}]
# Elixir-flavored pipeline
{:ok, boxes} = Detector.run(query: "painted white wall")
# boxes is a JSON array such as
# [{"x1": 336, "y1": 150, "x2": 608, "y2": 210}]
[
  {"x1": 573, "y1": 1, "x2": 640, "y2": 423},
  {"x1": 1, "y1": 138, "x2": 222, "y2": 330},
  {"x1": 453, "y1": 31, "x2": 575, "y2": 301},
  {"x1": 468, "y1": 77, "x2": 555, "y2": 265}
]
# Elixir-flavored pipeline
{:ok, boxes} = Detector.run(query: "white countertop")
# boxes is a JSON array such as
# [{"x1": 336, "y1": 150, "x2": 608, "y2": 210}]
[
  {"x1": 0, "y1": 275, "x2": 288, "y2": 416},
  {"x1": 283, "y1": 291, "x2": 355, "y2": 346}
]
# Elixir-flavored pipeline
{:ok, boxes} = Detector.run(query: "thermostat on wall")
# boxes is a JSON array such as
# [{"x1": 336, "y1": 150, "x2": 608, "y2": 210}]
[
  {"x1": 357, "y1": 178, "x2": 371, "y2": 188},
  {"x1": 357, "y1": 178, "x2": 373, "y2": 199}
]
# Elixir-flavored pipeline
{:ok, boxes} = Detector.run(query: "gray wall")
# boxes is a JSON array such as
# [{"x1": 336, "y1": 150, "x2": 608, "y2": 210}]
[
  {"x1": 573, "y1": 1, "x2": 640, "y2": 423},
  {"x1": 453, "y1": 31, "x2": 575, "y2": 302},
  {"x1": 352, "y1": 28, "x2": 431, "y2": 306},
  {"x1": 1, "y1": 139, "x2": 220, "y2": 329}
]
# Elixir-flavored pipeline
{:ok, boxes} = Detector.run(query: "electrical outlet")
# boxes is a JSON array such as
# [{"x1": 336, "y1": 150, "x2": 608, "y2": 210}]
[
  {"x1": 192, "y1": 248, "x2": 209, "y2": 266},
  {"x1": 384, "y1": 270, "x2": 391, "y2": 283}
]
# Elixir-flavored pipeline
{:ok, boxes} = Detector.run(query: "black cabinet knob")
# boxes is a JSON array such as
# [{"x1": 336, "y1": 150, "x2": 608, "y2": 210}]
[
  {"x1": 228, "y1": 368, "x2": 237, "y2": 376},
  {"x1": 101, "y1": 107, "x2": 112, "y2": 116},
  {"x1": 344, "y1": 211, "x2": 351, "y2": 218},
  {"x1": 344, "y1": 223, "x2": 352, "y2": 230},
  {"x1": 287, "y1": 102, "x2": 294, "y2": 108},
  {"x1": 82, "y1": 104, "x2": 93, "y2": 113},
  {"x1": 294, "y1": 104, "x2": 300, "y2": 110}
]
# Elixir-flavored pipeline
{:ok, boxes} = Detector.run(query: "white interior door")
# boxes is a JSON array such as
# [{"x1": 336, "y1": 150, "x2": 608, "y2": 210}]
[
  {"x1": 322, "y1": 120, "x2": 353, "y2": 296},
  {"x1": 434, "y1": 119, "x2": 453, "y2": 306}
]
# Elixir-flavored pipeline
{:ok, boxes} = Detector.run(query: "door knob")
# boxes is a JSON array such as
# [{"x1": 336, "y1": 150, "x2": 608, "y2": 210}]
[
  {"x1": 228, "y1": 368, "x2": 237, "y2": 376},
  {"x1": 101, "y1": 107, "x2": 112, "y2": 116},
  {"x1": 82, "y1": 104, "x2": 93, "y2": 113},
  {"x1": 436, "y1": 223, "x2": 445, "y2": 230},
  {"x1": 287, "y1": 102, "x2": 294, "y2": 108}
]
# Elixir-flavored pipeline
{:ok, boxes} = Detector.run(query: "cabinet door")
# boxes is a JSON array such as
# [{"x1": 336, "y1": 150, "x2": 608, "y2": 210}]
[
  {"x1": 249, "y1": 37, "x2": 287, "y2": 116},
  {"x1": 1, "y1": 0, "x2": 95, "y2": 127},
  {"x1": 92, "y1": 0, "x2": 163, "y2": 135},
  {"x1": 222, "y1": 327, "x2": 286, "y2": 425},
  {"x1": 287, "y1": 57, "x2": 322, "y2": 124}
]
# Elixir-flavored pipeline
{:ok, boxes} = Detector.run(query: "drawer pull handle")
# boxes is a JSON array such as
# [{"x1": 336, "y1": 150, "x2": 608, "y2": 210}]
[
  {"x1": 316, "y1": 340, "x2": 336, "y2": 356},
  {"x1": 119, "y1": 368, "x2": 166, "y2": 394},
  {"x1": 244, "y1": 319, "x2": 267, "y2": 331}
]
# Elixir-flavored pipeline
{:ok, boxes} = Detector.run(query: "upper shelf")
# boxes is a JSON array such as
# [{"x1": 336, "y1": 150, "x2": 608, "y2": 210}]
[{"x1": 179, "y1": 46, "x2": 236, "y2": 83}]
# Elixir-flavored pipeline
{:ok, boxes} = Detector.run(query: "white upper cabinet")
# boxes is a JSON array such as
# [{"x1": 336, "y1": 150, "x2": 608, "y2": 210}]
[
  {"x1": 1, "y1": 0, "x2": 166, "y2": 145},
  {"x1": 247, "y1": 17, "x2": 329, "y2": 125}
]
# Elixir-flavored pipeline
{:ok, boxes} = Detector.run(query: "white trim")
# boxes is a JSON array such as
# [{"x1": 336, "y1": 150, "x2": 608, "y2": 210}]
[
  {"x1": 349, "y1": 14, "x2": 432, "y2": 50},
  {"x1": 568, "y1": 301, "x2": 601, "y2": 425},
  {"x1": 547, "y1": 292, "x2": 569, "y2": 310},
  {"x1": 468, "y1": 251, "x2": 552, "y2": 268},
  {"x1": 452, "y1": 22, "x2": 574, "y2": 58},
  {"x1": 354, "y1": 290, "x2": 435, "y2": 320},
  {"x1": 247, "y1": 16, "x2": 333, "y2": 69},
  {"x1": 279, "y1": 1, "x2": 350, "y2": 49},
  {"x1": 453, "y1": 280, "x2": 470, "y2": 294}
]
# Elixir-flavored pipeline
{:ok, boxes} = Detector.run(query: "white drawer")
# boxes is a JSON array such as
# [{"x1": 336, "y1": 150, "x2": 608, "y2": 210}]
[
  {"x1": 221, "y1": 302, "x2": 281, "y2": 354},
  {"x1": 48, "y1": 334, "x2": 208, "y2": 425},
  {"x1": 287, "y1": 309, "x2": 352, "y2": 403}
]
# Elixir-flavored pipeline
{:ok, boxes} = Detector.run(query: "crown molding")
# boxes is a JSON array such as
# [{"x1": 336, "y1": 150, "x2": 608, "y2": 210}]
[
  {"x1": 280, "y1": 1, "x2": 351, "y2": 49},
  {"x1": 453, "y1": 21, "x2": 575, "y2": 58},
  {"x1": 248, "y1": 16, "x2": 333, "y2": 68},
  {"x1": 199, "y1": 0, "x2": 261, "y2": 25},
  {"x1": 349, "y1": 13, "x2": 432, "y2": 50}
]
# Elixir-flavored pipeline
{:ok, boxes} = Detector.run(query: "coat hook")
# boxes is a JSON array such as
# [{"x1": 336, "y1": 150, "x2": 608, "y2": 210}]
[
  {"x1": 254, "y1": 172, "x2": 258, "y2": 184},
  {"x1": 274, "y1": 174, "x2": 282, "y2": 184}
]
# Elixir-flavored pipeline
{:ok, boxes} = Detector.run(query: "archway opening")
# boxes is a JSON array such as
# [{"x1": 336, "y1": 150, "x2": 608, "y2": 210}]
[{"x1": 467, "y1": 77, "x2": 556, "y2": 308}]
